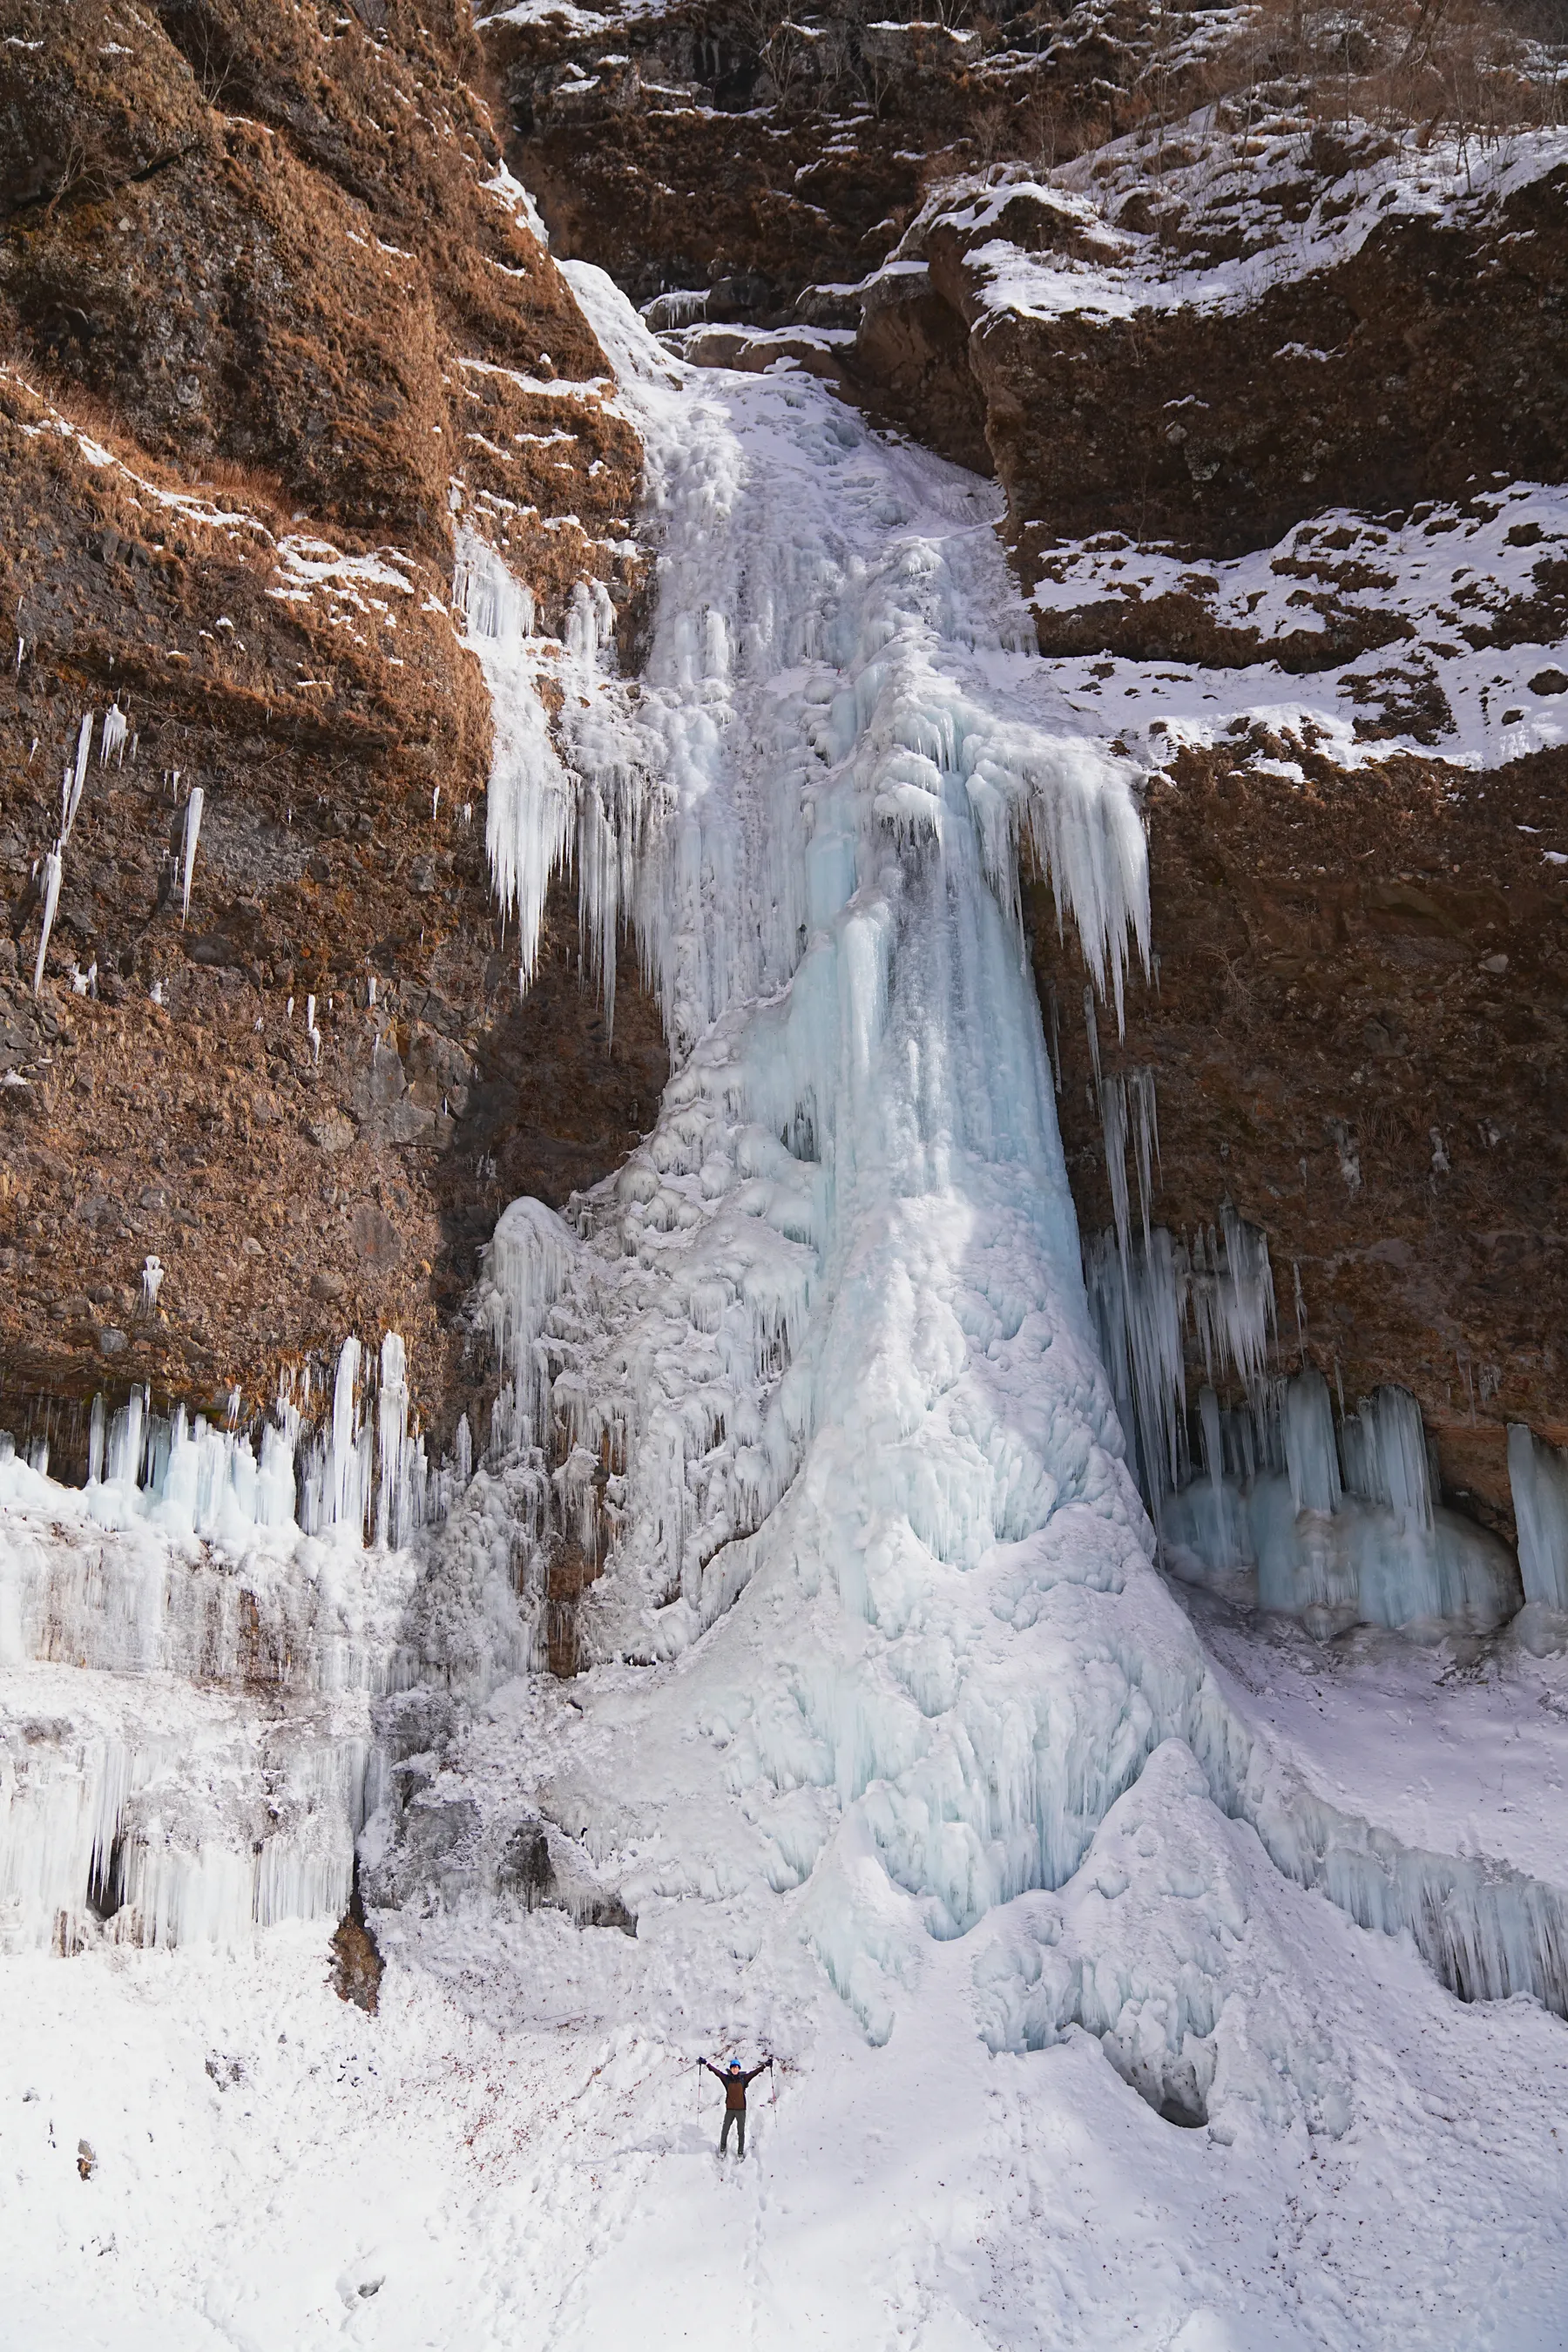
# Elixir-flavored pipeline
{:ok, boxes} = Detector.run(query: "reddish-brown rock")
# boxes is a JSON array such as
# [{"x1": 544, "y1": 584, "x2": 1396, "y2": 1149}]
[{"x1": 0, "y1": 0, "x2": 663, "y2": 1458}]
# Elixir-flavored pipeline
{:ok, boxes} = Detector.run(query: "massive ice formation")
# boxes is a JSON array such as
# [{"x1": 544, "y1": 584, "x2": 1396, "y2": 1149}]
[
  {"x1": 1083, "y1": 1143, "x2": 1524, "y2": 1636},
  {"x1": 393, "y1": 273, "x2": 1568, "y2": 2070},
  {"x1": 0, "y1": 1338, "x2": 437, "y2": 1956},
  {"x1": 0, "y1": 1446, "x2": 414, "y2": 1954},
  {"x1": 4, "y1": 263, "x2": 1564, "y2": 2109},
  {"x1": 1163, "y1": 1369, "x2": 1522, "y2": 1634}
]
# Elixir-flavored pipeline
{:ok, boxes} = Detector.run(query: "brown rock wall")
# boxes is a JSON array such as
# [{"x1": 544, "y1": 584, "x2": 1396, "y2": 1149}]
[
  {"x1": 1031, "y1": 739, "x2": 1568, "y2": 1532},
  {"x1": 0, "y1": 0, "x2": 665, "y2": 1457}
]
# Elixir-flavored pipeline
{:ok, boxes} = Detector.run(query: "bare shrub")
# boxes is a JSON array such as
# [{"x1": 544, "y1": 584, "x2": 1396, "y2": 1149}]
[{"x1": 1203, "y1": 0, "x2": 1567, "y2": 143}]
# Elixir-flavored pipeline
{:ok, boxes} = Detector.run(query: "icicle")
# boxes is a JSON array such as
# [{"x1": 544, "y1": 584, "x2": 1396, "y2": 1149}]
[
  {"x1": 1197, "y1": 1382, "x2": 1227, "y2": 1558},
  {"x1": 1190, "y1": 1206, "x2": 1275, "y2": 1396},
  {"x1": 329, "y1": 1335, "x2": 363, "y2": 1538},
  {"x1": 1284, "y1": 1369, "x2": 1341, "y2": 1515},
  {"x1": 1343, "y1": 1385, "x2": 1433, "y2": 1530},
  {"x1": 101, "y1": 704, "x2": 128, "y2": 767},
  {"x1": 375, "y1": 1331, "x2": 409, "y2": 1548},
  {"x1": 1083, "y1": 986, "x2": 1101, "y2": 1089},
  {"x1": 1084, "y1": 1227, "x2": 1186, "y2": 1509},
  {"x1": 307, "y1": 993, "x2": 321, "y2": 1064},
  {"x1": 454, "y1": 1410, "x2": 473, "y2": 1489},
  {"x1": 32, "y1": 849, "x2": 62, "y2": 995},
  {"x1": 1510, "y1": 1423, "x2": 1568, "y2": 1611},
  {"x1": 481, "y1": 1198, "x2": 579, "y2": 1454},
  {"x1": 1130, "y1": 1068, "x2": 1158, "y2": 1250},
  {"x1": 87, "y1": 1395, "x2": 106, "y2": 1485},
  {"x1": 180, "y1": 786, "x2": 204, "y2": 925},
  {"x1": 61, "y1": 712, "x2": 92, "y2": 841},
  {"x1": 139, "y1": 1255, "x2": 164, "y2": 1315},
  {"x1": 1044, "y1": 977, "x2": 1061, "y2": 1092},
  {"x1": 1099, "y1": 1075, "x2": 1132, "y2": 1274}
]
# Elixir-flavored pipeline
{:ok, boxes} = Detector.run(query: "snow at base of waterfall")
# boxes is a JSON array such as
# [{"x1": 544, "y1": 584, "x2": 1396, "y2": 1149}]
[
  {"x1": 1173, "y1": 1575, "x2": 1568, "y2": 1889},
  {"x1": 4, "y1": 1855, "x2": 1568, "y2": 2352}
]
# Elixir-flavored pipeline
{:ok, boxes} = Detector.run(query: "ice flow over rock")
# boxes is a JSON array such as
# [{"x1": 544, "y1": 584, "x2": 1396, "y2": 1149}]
[{"x1": 409, "y1": 270, "x2": 1568, "y2": 2085}]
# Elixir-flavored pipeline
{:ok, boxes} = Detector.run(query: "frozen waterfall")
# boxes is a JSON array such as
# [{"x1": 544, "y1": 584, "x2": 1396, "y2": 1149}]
[
  {"x1": 5, "y1": 264, "x2": 1565, "y2": 2062},
  {"x1": 407, "y1": 268, "x2": 1568, "y2": 2061},
  {"x1": 0, "y1": 1342, "x2": 429, "y2": 1956}
]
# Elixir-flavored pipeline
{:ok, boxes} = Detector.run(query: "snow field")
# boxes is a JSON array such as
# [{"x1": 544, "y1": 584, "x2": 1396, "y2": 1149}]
[
  {"x1": 5, "y1": 1825, "x2": 1568, "y2": 2349},
  {"x1": 1178, "y1": 1579, "x2": 1568, "y2": 1891}
]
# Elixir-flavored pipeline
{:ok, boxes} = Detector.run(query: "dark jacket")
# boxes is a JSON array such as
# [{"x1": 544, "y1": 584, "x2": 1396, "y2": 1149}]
[{"x1": 705, "y1": 2060, "x2": 767, "y2": 2112}]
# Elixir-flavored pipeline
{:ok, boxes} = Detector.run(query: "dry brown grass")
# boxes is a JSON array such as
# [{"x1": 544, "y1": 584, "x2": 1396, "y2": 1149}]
[
  {"x1": 0, "y1": 350, "x2": 297, "y2": 532},
  {"x1": 1203, "y1": 0, "x2": 1567, "y2": 146}
]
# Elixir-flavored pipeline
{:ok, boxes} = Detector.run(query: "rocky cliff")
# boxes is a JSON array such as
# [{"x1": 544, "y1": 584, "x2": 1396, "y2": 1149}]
[
  {"x1": 855, "y1": 108, "x2": 1568, "y2": 1530},
  {"x1": 3, "y1": 0, "x2": 1567, "y2": 1561},
  {"x1": 0, "y1": 0, "x2": 665, "y2": 1465}
]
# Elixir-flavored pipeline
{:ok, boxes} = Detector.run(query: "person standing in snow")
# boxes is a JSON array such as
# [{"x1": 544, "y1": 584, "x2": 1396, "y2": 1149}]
[{"x1": 701, "y1": 2055, "x2": 772, "y2": 2157}]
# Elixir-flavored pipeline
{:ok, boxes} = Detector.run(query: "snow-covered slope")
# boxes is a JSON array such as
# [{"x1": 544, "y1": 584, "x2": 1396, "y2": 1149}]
[
  {"x1": 1026, "y1": 479, "x2": 1568, "y2": 781},
  {"x1": 6, "y1": 274, "x2": 1568, "y2": 2352}
]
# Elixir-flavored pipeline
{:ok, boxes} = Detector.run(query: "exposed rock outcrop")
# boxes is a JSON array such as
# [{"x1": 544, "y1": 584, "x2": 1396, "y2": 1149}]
[
  {"x1": 485, "y1": 0, "x2": 1247, "y2": 322},
  {"x1": 0, "y1": 0, "x2": 663, "y2": 1456}
]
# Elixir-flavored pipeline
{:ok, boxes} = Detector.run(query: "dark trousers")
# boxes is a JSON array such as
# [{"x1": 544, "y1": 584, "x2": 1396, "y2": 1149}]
[{"x1": 720, "y1": 2107, "x2": 746, "y2": 2156}]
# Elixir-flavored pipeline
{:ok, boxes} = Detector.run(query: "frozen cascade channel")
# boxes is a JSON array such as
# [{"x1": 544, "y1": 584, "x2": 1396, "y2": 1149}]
[
  {"x1": 384, "y1": 262, "x2": 1568, "y2": 2108},
  {"x1": 0, "y1": 1374, "x2": 424, "y2": 1952}
]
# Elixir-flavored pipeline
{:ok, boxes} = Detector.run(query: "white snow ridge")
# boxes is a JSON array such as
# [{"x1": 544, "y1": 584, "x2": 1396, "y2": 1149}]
[{"x1": 5, "y1": 275, "x2": 1568, "y2": 2352}]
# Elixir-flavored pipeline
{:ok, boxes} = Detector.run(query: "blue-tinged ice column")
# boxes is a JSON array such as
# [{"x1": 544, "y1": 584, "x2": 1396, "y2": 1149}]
[{"x1": 420, "y1": 270, "x2": 1568, "y2": 2049}]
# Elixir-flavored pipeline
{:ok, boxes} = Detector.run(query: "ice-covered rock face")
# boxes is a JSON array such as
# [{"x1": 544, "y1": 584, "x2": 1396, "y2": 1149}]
[
  {"x1": 439, "y1": 269, "x2": 1184, "y2": 1999},
  {"x1": 401, "y1": 279, "x2": 1568, "y2": 2065},
  {"x1": 0, "y1": 1455, "x2": 416, "y2": 1954}
]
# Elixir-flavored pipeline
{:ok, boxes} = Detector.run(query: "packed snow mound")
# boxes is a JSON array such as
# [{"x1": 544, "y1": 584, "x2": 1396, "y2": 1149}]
[{"x1": 974, "y1": 1739, "x2": 1352, "y2": 2140}]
